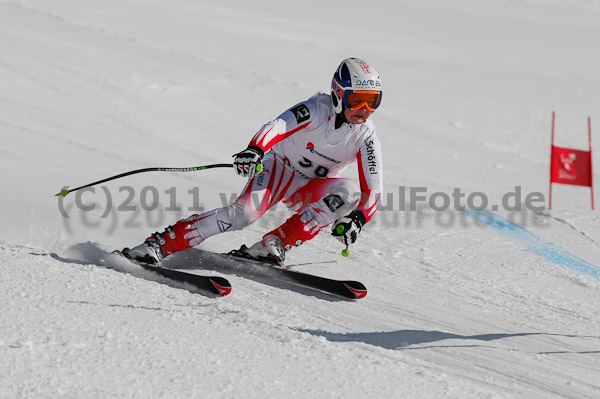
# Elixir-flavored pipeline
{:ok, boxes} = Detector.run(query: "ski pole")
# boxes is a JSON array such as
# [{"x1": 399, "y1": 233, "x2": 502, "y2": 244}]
[{"x1": 55, "y1": 163, "x2": 250, "y2": 197}]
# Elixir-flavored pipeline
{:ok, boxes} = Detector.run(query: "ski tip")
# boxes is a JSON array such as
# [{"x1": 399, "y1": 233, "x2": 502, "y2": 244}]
[
  {"x1": 211, "y1": 278, "x2": 232, "y2": 297},
  {"x1": 55, "y1": 188, "x2": 70, "y2": 197},
  {"x1": 344, "y1": 282, "x2": 367, "y2": 299}
]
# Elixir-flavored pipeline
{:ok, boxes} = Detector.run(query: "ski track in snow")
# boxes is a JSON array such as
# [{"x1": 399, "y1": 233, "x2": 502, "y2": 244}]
[
  {"x1": 2, "y1": 238, "x2": 600, "y2": 398},
  {"x1": 2, "y1": 0, "x2": 600, "y2": 397}
]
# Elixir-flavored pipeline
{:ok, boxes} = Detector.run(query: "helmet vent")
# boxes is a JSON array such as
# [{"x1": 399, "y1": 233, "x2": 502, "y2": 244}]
[{"x1": 339, "y1": 64, "x2": 350, "y2": 82}]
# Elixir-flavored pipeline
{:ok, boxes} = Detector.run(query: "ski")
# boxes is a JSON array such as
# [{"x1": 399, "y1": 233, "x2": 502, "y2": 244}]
[
  {"x1": 216, "y1": 251, "x2": 367, "y2": 299},
  {"x1": 115, "y1": 251, "x2": 231, "y2": 297},
  {"x1": 264, "y1": 263, "x2": 368, "y2": 299},
  {"x1": 113, "y1": 248, "x2": 365, "y2": 299},
  {"x1": 138, "y1": 262, "x2": 232, "y2": 297}
]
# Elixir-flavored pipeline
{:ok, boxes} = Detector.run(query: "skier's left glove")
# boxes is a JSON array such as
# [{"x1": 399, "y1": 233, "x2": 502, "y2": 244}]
[
  {"x1": 331, "y1": 209, "x2": 366, "y2": 246},
  {"x1": 233, "y1": 146, "x2": 264, "y2": 178}
]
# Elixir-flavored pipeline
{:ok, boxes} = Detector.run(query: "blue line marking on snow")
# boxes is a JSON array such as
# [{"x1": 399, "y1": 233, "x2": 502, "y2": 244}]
[{"x1": 462, "y1": 210, "x2": 600, "y2": 279}]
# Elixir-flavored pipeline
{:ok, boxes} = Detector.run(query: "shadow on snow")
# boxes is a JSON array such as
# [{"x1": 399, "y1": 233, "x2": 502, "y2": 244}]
[{"x1": 296, "y1": 328, "x2": 600, "y2": 353}]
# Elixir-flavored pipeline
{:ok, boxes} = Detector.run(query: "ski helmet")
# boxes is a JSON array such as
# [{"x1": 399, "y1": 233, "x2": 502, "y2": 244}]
[{"x1": 331, "y1": 58, "x2": 382, "y2": 115}]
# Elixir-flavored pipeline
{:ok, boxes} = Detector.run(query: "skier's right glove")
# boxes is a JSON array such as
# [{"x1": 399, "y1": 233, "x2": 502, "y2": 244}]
[
  {"x1": 331, "y1": 209, "x2": 367, "y2": 246},
  {"x1": 233, "y1": 146, "x2": 264, "y2": 178}
]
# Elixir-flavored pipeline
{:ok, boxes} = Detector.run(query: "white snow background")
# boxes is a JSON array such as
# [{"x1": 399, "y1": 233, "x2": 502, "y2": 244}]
[{"x1": 2, "y1": 0, "x2": 600, "y2": 398}]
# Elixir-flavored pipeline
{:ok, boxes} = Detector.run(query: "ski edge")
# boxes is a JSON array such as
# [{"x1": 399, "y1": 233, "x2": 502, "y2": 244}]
[
  {"x1": 224, "y1": 253, "x2": 367, "y2": 300},
  {"x1": 138, "y1": 263, "x2": 232, "y2": 297},
  {"x1": 113, "y1": 251, "x2": 232, "y2": 297}
]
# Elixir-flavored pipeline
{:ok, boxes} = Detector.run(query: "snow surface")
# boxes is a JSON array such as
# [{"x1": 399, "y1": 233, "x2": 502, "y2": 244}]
[{"x1": 2, "y1": 0, "x2": 600, "y2": 398}]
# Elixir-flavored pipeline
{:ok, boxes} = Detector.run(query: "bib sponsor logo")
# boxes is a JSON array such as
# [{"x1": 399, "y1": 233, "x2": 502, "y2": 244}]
[
  {"x1": 291, "y1": 104, "x2": 310, "y2": 124},
  {"x1": 305, "y1": 142, "x2": 341, "y2": 164},
  {"x1": 364, "y1": 136, "x2": 378, "y2": 174}
]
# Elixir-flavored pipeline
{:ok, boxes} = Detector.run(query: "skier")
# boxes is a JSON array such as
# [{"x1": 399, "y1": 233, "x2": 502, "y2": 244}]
[{"x1": 122, "y1": 57, "x2": 383, "y2": 265}]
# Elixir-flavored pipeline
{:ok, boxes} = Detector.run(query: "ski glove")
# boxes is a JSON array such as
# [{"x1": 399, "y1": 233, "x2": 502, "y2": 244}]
[
  {"x1": 233, "y1": 146, "x2": 264, "y2": 178},
  {"x1": 331, "y1": 209, "x2": 367, "y2": 246}
]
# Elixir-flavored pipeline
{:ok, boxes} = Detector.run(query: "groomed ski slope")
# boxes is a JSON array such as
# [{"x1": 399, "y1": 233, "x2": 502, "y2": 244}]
[{"x1": 2, "y1": 0, "x2": 600, "y2": 398}]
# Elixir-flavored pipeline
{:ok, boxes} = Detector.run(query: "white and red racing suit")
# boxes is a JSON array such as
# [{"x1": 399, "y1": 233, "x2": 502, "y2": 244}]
[{"x1": 153, "y1": 93, "x2": 383, "y2": 256}]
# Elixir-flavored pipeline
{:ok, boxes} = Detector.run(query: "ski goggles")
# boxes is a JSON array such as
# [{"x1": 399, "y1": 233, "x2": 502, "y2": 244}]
[{"x1": 342, "y1": 90, "x2": 382, "y2": 111}]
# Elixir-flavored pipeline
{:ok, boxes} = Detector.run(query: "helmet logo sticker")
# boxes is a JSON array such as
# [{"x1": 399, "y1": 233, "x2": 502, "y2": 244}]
[
  {"x1": 359, "y1": 61, "x2": 371, "y2": 74},
  {"x1": 355, "y1": 79, "x2": 381, "y2": 89}
]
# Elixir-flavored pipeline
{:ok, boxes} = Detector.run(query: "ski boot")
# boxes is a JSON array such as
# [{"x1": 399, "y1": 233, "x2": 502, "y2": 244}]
[
  {"x1": 232, "y1": 235, "x2": 286, "y2": 265},
  {"x1": 121, "y1": 238, "x2": 164, "y2": 266}
]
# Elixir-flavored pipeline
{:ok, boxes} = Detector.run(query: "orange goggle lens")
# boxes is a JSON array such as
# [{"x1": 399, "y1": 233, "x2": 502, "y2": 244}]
[{"x1": 343, "y1": 91, "x2": 382, "y2": 111}]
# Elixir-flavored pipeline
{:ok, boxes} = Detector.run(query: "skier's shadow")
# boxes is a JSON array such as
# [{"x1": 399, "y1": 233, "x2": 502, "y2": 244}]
[{"x1": 295, "y1": 329, "x2": 600, "y2": 352}]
